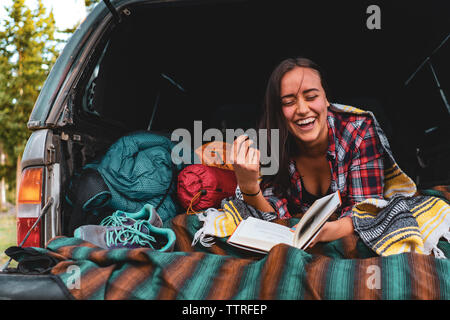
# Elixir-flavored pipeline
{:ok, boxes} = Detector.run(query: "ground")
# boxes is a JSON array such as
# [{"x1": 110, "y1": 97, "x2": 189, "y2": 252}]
[{"x1": 0, "y1": 203, "x2": 17, "y2": 267}]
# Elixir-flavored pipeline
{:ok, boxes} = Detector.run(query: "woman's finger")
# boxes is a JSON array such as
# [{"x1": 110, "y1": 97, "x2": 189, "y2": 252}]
[
  {"x1": 247, "y1": 147, "x2": 255, "y2": 165},
  {"x1": 248, "y1": 147, "x2": 259, "y2": 165},
  {"x1": 236, "y1": 139, "x2": 254, "y2": 165},
  {"x1": 231, "y1": 135, "x2": 247, "y2": 163},
  {"x1": 254, "y1": 147, "x2": 260, "y2": 165},
  {"x1": 238, "y1": 136, "x2": 253, "y2": 155}
]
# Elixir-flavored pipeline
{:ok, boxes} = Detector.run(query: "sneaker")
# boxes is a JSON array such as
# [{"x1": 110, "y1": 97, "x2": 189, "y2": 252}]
[
  {"x1": 100, "y1": 204, "x2": 163, "y2": 229},
  {"x1": 74, "y1": 220, "x2": 176, "y2": 251}
]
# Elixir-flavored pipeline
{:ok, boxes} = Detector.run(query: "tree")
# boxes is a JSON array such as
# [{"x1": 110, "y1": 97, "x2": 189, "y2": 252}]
[
  {"x1": 85, "y1": 0, "x2": 101, "y2": 13},
  {"x1": 0, "y1": 0, "x2": 59, "y2": 202}
]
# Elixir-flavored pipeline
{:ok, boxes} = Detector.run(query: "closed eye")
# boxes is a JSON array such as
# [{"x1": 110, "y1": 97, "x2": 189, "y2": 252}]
[
  {"x1": 281, "y1": 94, "x2": 297, "y2": 106},
  {"x1": 282, "y1": 99, "x2": 296, "y2": 106},
  {"x1": 305, "y1": 95, "x2": 318, "y2": 101}
]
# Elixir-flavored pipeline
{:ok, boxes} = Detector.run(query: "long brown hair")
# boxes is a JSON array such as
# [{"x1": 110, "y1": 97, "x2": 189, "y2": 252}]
[{"x1": 259, "y1": 57, "x2": 329, "y2": 197}]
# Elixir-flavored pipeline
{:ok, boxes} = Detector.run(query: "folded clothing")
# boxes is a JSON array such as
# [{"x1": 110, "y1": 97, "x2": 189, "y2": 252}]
[{"x1": 5, "y1": 246, "x2": 60, "y2": 274}]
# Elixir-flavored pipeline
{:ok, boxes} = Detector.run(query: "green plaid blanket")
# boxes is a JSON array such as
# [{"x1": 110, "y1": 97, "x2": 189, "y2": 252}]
[{"x1": 28, "y1": 209, "x2": 449, "y2": 300}]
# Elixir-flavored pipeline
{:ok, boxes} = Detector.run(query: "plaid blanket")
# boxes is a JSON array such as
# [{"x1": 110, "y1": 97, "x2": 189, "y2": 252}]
[{"x1": 27, "y1": 193, "x2": 449, "y2": 300}]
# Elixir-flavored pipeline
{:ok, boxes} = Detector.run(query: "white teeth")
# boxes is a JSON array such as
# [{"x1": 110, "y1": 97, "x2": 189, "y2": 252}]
[{"x1": 296, "y1": 118, "x2": 315, "y2": 125}]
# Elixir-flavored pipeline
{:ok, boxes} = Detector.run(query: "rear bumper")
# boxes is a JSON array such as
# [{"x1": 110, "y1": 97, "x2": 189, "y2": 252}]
[{"x1": 0, "y1": 272, "x2": 73, "y2": 300}]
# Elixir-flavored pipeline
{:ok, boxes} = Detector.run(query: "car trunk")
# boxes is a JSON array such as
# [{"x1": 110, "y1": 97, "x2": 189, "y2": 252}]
[{"x1": 55, "y1": 0, "x2": 450, "y2": 236}]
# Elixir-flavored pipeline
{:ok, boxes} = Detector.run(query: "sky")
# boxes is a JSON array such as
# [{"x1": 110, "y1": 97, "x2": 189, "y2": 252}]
[{"x1": 0, "y1": 0, "x2": 88, "y2": 30}]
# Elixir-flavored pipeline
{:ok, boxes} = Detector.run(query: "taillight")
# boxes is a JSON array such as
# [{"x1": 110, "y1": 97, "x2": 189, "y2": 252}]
[{"x1": 17, "y1": 167, "x2": 44, "y2": 247}]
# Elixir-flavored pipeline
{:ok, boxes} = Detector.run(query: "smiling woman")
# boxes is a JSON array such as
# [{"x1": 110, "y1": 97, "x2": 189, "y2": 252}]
[
  {"x1": 232, "y1": 57, "x2": 387, "y2": 247},
  {"x1": 280, "y1": 66, "x2": 330, "y2": 157}
]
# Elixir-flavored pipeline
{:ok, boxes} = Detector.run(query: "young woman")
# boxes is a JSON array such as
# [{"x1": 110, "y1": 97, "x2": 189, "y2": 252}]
[{"x1": 231, "y1": 57, "x2": 385, "y2": 246}]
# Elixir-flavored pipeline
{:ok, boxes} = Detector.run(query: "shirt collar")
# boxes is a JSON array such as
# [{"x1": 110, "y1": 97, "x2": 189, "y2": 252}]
[{"x1": 326, "y1": 109, "x2": 337, "y2": 161}]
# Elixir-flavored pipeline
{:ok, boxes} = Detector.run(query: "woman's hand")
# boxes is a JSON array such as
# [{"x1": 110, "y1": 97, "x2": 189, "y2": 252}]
[
  {"x1": 230, "y1": 134, "x2": 261, "y2": 194},
  {"x1": 308, "y1": 217, "x2": 354, "y2": 248}
]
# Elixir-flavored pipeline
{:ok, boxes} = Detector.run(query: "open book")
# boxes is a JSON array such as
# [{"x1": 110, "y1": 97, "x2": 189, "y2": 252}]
[{"x1": 227, "y1": 191, "x2": 342, "y2": 254}]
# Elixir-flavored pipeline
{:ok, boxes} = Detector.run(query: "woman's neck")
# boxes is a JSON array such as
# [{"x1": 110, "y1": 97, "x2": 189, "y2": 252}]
[{"x1": 295, "y1": 127, "x2": 329, "y2": 159}]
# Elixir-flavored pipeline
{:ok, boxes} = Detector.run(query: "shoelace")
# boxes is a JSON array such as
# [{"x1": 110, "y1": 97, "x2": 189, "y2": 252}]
[
  {"x1": 101, "y1": 211, "x2": 130, "y2": 227},
  {"x1": 105, "y1": 220, "x2": 157, "y2": 249}
]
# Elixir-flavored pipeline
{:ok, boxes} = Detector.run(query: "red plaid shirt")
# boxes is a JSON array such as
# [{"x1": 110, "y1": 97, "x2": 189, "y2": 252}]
[{"x1": 262, "y1": 108, "x2": 385, "y2": 219}]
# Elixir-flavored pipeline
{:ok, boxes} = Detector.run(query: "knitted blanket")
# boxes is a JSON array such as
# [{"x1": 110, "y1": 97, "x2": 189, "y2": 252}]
[{"x1": 353, "y1": 193, "x2": 450, "y2": 257}]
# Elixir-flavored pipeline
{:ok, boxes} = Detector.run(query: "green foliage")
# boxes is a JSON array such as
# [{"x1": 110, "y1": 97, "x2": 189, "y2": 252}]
[
  {"x1": 0, "y1": 0, "x2": 59, "y2": 191},
  {"x1": 0, "y1": 213, "x2": 17, "y2": 266},
  {"x1": 85, "y1": 0, "x2": 101, "y2": 13}
]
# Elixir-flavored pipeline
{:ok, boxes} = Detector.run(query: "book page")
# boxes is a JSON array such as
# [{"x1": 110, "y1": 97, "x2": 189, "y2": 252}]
[
  {"x1": 294, "y1": 191, "x2": 341, "y2": 249},
  {"x1": 228, "y1": 217, "x2": 294, "y2": 253}
]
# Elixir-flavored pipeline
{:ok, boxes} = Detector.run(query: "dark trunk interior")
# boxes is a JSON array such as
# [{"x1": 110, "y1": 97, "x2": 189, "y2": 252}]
[{"x1": 60, "y1": 0, "x2": 449, "y2": 232}]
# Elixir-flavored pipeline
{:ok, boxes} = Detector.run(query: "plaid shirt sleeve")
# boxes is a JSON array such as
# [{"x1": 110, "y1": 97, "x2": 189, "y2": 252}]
[
  {"x1": 339, "y1": 118, "x2": 385, "y2": 218},
  {"x1": 262, "y1": 186, "x2": 292, "y2": 219}
]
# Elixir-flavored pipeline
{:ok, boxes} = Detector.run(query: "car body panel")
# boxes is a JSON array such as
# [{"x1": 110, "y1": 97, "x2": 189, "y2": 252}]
[{"x1": 0, "y1": 273, "x2": 73, "y2": 300}]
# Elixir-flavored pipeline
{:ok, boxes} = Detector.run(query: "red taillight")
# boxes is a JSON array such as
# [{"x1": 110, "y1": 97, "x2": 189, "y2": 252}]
[
  {"x1": 16, "y1": 167, "x2": 43, "y2": 247},
  {"x1": 17, "y1": 217, "x2": 41, "y2": 247}
]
